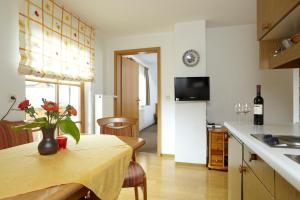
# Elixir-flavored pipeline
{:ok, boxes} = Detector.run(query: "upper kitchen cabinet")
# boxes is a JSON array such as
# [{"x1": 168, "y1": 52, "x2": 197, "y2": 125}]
[
  {"x1": 257, "y1": 0, "x2": 299, "y2": 40},
  {"x1": 257, "y1": 0, "x2": 273, "y2": 40},
  {"x1": 258, "y1": 0, "x2": 300, "y2": 69}
]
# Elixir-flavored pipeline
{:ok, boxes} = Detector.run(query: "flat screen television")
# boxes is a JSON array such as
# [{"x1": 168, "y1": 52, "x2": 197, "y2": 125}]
[{"x1": 175, "y1": 77, "x2": 210, "y2": 101}]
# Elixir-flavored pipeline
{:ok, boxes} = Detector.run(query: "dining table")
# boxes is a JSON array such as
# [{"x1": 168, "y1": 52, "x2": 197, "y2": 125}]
[{"x1": 0, "y1": 135, "x2": 145, "y2": 200}]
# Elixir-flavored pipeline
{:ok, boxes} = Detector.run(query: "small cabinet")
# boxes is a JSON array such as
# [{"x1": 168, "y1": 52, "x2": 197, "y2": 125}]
[
  {"x1": 228, "y1": 134, "x2": 243, "y2": 200},
  {"x1": 243, "y1": 162, "x2": 274, "y2": 200},
  {"x1": 208, "y1": 128, "x2": 228, "y2": 170}
]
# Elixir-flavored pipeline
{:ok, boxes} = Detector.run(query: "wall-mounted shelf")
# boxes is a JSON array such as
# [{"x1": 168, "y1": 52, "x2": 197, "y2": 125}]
[{"x1": 269, "y1": 42, "x2": 300, "y2": 69}]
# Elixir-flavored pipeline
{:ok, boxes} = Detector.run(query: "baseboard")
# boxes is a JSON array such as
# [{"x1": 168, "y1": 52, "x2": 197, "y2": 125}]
[
  {"x1": 160, "y1": 154, "x2": 175, "y2": 159},
  {"x1": 175, "y1": 162, "x2": 206, "y2": 168}
]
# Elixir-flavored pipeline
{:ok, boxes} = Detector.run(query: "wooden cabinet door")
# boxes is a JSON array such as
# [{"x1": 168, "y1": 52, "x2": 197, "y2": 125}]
[
  {"x1": 257, "y1": 0, "x2": 300, "y2": 40},
  {"x1": 243, "y1": 146, "x2": 275, "y2": 195},
  {"x1": 243, "y1": 162, "x2": 274, "y2": 200},
  {"x1": 228, "y1": 134, "x2": 243, "y2": 200},
  {"x1": 273, "y1": 0, "x2": 299, "y2": 25},
  {"x1": 275, "y1": 172, "x2": 300, "y2": 200},
  {"x1": 257, "y1": 0, "x2": 274, "y2": 40}
]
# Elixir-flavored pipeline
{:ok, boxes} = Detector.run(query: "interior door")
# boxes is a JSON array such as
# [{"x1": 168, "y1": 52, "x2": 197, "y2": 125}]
[{"x1": 121, "y1": 57, "x2": 139, "y2": 133}]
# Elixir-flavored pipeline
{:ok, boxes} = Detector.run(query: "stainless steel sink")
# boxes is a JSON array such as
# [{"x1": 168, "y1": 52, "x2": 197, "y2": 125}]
[
  {"x1": 276, "y1": 135, "x2": 300, "y2": 148},
  {"x1": 252, "y1": 134, "x2": 300, "y2": 149},
  {"x1": 285, "y1": 154, "x2": 300, "y2": 164}
]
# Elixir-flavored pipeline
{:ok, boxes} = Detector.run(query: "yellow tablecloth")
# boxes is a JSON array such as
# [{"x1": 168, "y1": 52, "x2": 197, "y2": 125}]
[{"x1": 0, "y1": 135, "x2": 132, "y2": 200}]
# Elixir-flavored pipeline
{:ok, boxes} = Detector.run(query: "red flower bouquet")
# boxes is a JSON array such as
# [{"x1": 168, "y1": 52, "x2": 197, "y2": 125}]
[{"x1": 14, "y1": 99, "x2": 80, "y2": 155}]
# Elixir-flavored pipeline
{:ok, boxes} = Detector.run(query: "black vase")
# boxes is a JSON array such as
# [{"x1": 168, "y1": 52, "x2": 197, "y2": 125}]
[{"x1": 38, "y1": 127, "x2": 58, "y2": 155}]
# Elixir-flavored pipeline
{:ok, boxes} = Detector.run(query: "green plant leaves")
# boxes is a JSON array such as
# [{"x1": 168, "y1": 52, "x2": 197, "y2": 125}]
[
  {"x1": 13, "y1": 122, "x2": 46, "y2": 132},
  {"x1": 36, "y1": 117, "x2": 47, "y2": 122},
  {"x1": 57, "y1": 118, "x2": 80, "y2": 143}
]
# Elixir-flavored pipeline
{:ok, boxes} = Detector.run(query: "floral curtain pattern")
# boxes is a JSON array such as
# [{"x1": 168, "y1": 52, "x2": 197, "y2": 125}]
[{"x1": 19, "y1": 0, "x2": 95, "y2": 81}]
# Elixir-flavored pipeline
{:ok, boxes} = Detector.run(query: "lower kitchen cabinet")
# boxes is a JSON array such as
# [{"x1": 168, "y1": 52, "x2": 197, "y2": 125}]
[
  {"x1": 228, "y1": 132, "x2": 300, "y2": 199},
  {"x1": 243, "y1": 162, "x2": 274, "y2": 200},
  {"x1": 228, "y1": 134, "x2": 243, "y2": 200},
  {"x1": 275, "y1": 172, "x2": 300, "y2": 200},
  {"x1": 243, "y1": 145, "x2": 275, "y2": 195}
]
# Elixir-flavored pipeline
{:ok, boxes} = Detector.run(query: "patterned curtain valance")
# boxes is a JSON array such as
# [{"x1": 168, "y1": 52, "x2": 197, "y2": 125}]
[{"x1": 18, "y1": 0, "x2": 95, "y2": 82}]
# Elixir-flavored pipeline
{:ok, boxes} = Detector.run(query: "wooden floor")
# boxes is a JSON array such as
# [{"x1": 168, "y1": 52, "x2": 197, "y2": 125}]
[{"x1": 118, "y1": 152, "x2": 228, "y2": 200}]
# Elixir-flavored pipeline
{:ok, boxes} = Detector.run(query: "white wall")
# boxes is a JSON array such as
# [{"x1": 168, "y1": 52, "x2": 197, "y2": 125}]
[
  {"x1": 206, "y1": 24, "x2": 294, "y2": 124},
  {"x1": 104, "y1": 33, "x2": 175, "y2": 154},
  {"x1": 102, "y1": 21, "x2": 208, "y2": 162},
  {"x1": 0, "y1": 0, "x2": 25, "y2": 121},
  {"x1": 91, "y1": 30, "x2": 107, "y2": 133},
  {"x1": 174, "y1": 21, "x2": 207, "y2": 164},
  {"x1": 292, "y1": 69, "x2": 299, "y2": 123},
  {"x1": 94, "y1": 33, "x2": 106, "y2": 95}
]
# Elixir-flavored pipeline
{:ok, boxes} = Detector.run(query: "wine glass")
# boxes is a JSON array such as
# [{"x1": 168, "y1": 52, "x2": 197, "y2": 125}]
[
  {"x1": 242, "y1": 103, "x2": 251, "y2": 122},
  {"x1": 234, "y1": 103, "x2": 242, "y2": 122}
]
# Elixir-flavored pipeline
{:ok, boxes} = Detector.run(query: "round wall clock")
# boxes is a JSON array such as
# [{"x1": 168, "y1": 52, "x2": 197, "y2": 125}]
[{"x1": 182, "y1": 49, "x2": 200, "y2": 67}]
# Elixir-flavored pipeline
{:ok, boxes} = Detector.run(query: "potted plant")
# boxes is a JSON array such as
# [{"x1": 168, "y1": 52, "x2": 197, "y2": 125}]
[{"x1": 14, "y1": 98, "x2": 80, "y2": 155}]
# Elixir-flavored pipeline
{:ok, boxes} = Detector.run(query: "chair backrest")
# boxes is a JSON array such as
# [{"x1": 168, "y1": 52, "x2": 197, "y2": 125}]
[
  {"x1": 97, "y1": 117, "x2": 137, "y2": 137},
  {"x1": 0, "y1": 120, "x2": 33, "y2": 150}
]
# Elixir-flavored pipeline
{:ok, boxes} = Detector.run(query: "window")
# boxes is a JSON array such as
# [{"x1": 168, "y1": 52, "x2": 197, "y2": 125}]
[
  {"x1": 19, "y1": 0, "x2": 92, "y2": 135},
  {"x1": 139, "y1": 66, "x2": 150, "y2": 107},
  {"x1": 25, "y1": 77, "x2": 84, "y2": 132},
  {"x1": 19, "y1": 0, "x2": 95, "y2": 82}
]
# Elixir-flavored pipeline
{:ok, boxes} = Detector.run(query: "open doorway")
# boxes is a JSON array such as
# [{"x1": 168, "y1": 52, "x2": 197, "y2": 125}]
[{"x1": 114, "y1": 47, "x2": 161, "y2": 155}]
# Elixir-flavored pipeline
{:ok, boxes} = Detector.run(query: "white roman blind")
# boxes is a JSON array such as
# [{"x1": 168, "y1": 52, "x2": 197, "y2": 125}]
[{"x1": 18, "y1": 0, "x2": 96, "y2": 81}]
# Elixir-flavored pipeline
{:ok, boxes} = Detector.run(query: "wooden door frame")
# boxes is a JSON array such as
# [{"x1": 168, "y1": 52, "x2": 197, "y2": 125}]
[{"x1": 114, "y1": 47, "x2": 161, "y2": 156}]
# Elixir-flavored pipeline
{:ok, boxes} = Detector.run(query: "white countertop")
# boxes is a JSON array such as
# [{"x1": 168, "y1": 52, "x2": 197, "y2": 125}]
[{"x1": 224, "y1": 121, "x2": 300, "y2": 191}]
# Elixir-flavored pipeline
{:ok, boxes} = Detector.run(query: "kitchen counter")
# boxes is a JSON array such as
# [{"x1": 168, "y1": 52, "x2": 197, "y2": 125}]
[{"x1": 224, "y1": 121, "x2": 300, "y2": 191}]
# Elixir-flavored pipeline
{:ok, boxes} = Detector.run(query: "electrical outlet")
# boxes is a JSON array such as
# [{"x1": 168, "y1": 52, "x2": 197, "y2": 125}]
[{"x1": 10, "y1": 96, "x2": 16, "y2": 101}]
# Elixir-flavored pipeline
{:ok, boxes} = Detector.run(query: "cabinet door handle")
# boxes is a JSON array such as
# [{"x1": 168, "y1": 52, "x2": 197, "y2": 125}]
[
  {"x1": 239, "y1": 165, "x2": 247, "y2": 173},
  {"x1": 249, "y1": 153, "x2": 257, "y2": 162},
  {"x1": 262, "y1": 23, "x2": 271, "y2": 30}
]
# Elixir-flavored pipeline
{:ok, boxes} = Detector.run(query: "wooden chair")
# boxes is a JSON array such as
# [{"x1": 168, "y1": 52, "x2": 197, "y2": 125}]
[
  {"x1": 97, "y1": 117, "x2": 147, "y2": 200},
  {"x1": 0, "y1": 120, "x2": 33, "y2": 150}
]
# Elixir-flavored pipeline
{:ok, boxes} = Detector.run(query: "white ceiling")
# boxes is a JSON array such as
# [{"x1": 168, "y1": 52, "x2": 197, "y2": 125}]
[
  {"x1": 133, "y1": 53, "x2": 157, "y2": 68},
  {"x1": 59, "y1": 0, "x2": 256, "y2": 37}
]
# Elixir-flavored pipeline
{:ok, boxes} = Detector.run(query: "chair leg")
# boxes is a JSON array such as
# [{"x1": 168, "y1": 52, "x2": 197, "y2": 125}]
[
  {"x1": 142, "y1": 176, "x2": 147, "y2": 200},
  {"x1": 134, "y1": 186, "x2": 139, "y2": 200},
  {"x1": 87, "y1": 191, "x2": 101, "y2": 200}
]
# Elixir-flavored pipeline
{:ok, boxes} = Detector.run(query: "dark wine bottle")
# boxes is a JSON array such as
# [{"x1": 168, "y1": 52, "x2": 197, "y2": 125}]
[{"x1": 254, "y1": 85, "x2": 264, "y2": 125}]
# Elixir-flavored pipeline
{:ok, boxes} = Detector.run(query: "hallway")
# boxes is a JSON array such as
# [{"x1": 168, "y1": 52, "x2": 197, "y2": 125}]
[{"x1": 139, "y1": 124, "x2": 157, "y2": 153}]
